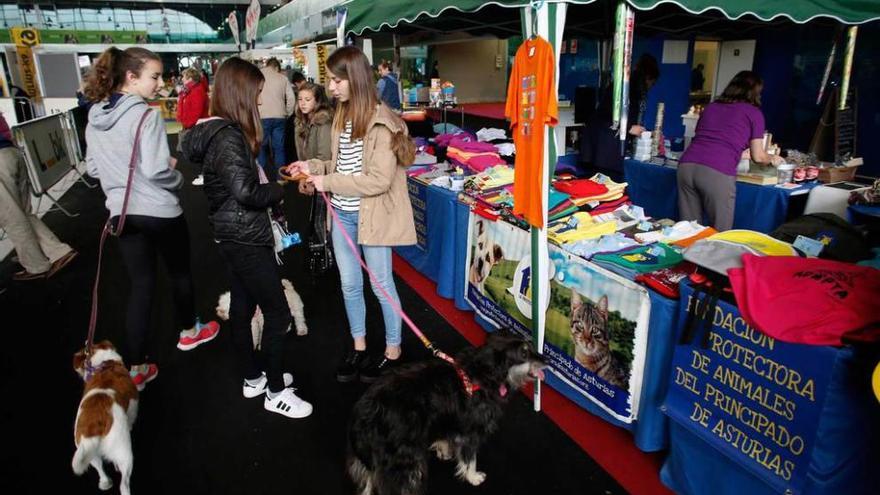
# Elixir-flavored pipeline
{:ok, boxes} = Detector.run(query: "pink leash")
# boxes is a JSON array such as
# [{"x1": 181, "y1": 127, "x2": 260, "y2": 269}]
[{"x1": 319, "y1": 190, "x2": 455, "y2": 365}]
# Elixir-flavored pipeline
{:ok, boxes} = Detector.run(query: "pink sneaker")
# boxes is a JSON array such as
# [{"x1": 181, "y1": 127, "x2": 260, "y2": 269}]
[
  {"x1": 177, "y1": 320, "x2": 220, "y2": 351},
  {"x1": 130, "y1": 363, "x2": 159, "y2": 392}
]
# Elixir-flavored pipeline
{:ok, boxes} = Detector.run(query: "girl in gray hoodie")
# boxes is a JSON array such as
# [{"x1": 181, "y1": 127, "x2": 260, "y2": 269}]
[{"x1": 84, "y1": 47, "x2": 219, "y2": 390}]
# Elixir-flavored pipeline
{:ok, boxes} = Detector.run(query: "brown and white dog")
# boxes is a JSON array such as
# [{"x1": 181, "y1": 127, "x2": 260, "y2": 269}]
[
  {"x1": 72, "y1": 341, "x2": 138, "y2": 495},
  {"x1": 216, "y1": 278, "x2": 307, "y2": 350}
]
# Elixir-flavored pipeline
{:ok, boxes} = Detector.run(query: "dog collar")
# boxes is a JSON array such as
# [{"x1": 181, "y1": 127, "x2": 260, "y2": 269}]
[
  {"x1": 455, "y1": 367, "x2": 508, "y2": 398},
  {"x1": 456, "y1": 367, "x2": 480, "y2": 396},
  {"x1": 83, "y1": 361, "x2": 114, "y2": 382}
]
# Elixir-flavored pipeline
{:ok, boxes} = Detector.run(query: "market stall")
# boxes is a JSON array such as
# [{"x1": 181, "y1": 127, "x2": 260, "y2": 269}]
[{"x1": 344, "y1": 0, "x2": 880, "y2": 493}]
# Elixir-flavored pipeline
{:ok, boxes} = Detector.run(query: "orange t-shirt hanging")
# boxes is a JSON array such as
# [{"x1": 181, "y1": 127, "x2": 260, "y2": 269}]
[{"x1": 505, "y1": 36, "x2": 558, "y2": 228}]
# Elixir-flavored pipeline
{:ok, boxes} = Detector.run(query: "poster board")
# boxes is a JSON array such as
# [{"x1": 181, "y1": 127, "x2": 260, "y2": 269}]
[
  {"x1": 464, "y1": 213, "x2": 652, "y2": 422},
  {"x1": 12, "y1": 113, "x2": 75, "y2": 195},
  {"x1": 34, "y1": 52, "x2": 81, "y2": 98}
]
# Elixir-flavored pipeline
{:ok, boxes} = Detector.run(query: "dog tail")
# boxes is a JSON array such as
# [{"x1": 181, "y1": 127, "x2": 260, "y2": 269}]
[{"x1": 72, "y1": 437, "x2": 100, "y2": 475}]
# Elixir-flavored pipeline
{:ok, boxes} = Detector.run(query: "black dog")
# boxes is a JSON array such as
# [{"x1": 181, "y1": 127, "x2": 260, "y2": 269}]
[{"x1": 347, "y1": 331, "x2": 547, "y2": 495}]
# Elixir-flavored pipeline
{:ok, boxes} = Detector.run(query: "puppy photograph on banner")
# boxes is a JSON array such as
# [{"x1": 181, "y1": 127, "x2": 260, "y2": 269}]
[
  {"x1": 465, "y1": 214, "x2": 540, "y2": 331},
  {"x1": 464, "y1": 212, "x2": 652, "y2": 423}
]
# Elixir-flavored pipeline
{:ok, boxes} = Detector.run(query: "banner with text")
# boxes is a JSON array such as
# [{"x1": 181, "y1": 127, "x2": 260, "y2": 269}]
[
  {"x1": 664, "y1": 282, "x2": 837, "y2": 494},
  {"x1": 465, "y1": 213, "x2": 651, "y2": 422},
  {"x1": 228, "y1": 12, "x2": 241, "y2": 48},
  {"x1": 12, "y1": 27, "x2": 40, "y2": 100},
  {"x1": 316, "y1": 44, "x2": 329, "y2": 85},
  {"x1": 407, "y1": 178, "x2": 428, "y2": 250},
  {"x1": 245, "y1": 0, "x2": 261, "y2": 45}
]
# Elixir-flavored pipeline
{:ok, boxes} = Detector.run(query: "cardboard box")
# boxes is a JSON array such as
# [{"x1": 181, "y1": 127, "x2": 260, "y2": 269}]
[{"x1": 817, "y1": 157, "x2": 862, "y2": 183}]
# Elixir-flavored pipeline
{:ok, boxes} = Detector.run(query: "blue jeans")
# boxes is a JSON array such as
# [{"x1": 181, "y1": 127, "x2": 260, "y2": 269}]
[
  {"x1": 258, "y1": 118, "x2": 287, "y2": 179},
  {"x1": 331, "y1": 208, "x2": 402, "y2": 346}
]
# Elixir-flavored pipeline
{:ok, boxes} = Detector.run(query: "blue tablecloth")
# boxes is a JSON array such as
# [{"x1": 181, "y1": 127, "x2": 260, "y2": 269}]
[
  {"x1": 661, "y1": 283, "x2": 880, "y2": 495},
  {"x1": 624, "y1": 159, "x2": 815, "y2": 232},
  {"x1": 394, "y1": 180, "x2": 471, "y2": 310},
  {"x1": 848, "y1": 203, "x2": 880, "y2": 225}
]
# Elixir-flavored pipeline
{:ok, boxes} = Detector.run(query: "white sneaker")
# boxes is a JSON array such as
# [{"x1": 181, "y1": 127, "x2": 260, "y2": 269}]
[
  {"x1": 264, "y1": 387, "x2": 313, "y2": 418},
  {"x1": 243, "y1": 372, "x2": 294, "y2": 398},
  {"x1": 191, "y1": 175, "x2": 204, "y2": 186}
]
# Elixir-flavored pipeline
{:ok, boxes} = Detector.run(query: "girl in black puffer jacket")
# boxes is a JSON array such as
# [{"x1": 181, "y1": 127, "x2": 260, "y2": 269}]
[{"x1": 182, "y1": 57, "x2": 312, "y2": 420}]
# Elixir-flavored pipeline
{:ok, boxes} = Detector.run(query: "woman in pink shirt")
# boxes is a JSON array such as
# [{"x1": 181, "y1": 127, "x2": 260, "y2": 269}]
[{"x1": 677, "y1": 71, "x2": 783, "y2": 230}]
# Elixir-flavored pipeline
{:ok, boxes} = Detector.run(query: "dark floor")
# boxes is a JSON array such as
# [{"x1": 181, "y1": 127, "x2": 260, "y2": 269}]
[{"x1": 0, "y1": 149, "x2": 627, "y2": 495}]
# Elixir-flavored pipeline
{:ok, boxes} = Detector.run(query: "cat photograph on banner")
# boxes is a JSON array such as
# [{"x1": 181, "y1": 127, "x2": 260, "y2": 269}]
[{"x1": 464, "y1": 212, "x2": 652, "y2": 423}]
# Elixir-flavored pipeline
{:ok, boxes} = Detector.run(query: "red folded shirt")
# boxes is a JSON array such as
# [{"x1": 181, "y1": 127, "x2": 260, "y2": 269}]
[
  {"x1": 635, "y1": 261, "x2": 698, "y2": 299},
  {"x1": 553, "y1": 179, "x2": 608, "y2": 198},
  {"x1": 729, "y1": 255, "x2": 880, "y2": 346}
]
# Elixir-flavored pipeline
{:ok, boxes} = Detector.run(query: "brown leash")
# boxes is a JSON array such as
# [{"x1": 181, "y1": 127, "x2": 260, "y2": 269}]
[{"x1": 85, "y1": 108, "x2": 153, "y2": 358}]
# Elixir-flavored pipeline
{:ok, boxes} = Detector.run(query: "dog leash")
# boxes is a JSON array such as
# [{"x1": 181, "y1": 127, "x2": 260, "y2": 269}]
[
  {"x1": 319, "y1": 190, "x2": 456, "y2": 366},
  {"x1": 85, "y1": 109, "x2": 153, "y2": 359}
]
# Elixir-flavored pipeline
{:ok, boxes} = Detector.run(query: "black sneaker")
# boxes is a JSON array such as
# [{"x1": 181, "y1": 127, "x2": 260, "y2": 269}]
[
  {"x1": 360, "y1": 356, "x2": 401, "y2": 384},
  {"x1": 336, "y1": 349, "x2": 367, "y2": 383}
]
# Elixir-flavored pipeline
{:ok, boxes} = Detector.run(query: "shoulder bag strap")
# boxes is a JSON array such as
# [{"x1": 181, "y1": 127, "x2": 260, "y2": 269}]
[
  {"x1": 108, "y1": 107, "x2": 153, "y2": 237},
  {"x1": 86, "y1": 107, "x2": 153, "y2": 356}
]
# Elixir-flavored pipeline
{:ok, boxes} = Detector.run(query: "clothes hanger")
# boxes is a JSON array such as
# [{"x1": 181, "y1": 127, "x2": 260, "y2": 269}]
[{"x1": 529, "y1": 0, "x2": 544, "y2": 40}]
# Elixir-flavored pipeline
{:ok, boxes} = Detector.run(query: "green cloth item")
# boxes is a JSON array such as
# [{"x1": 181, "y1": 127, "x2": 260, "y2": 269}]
[
  {"x1": 344, "y1": 0, "x2": 878, "y2": 36},
  {"x1": 593, "y1": 243, "x2": 683, "y2": 273}
]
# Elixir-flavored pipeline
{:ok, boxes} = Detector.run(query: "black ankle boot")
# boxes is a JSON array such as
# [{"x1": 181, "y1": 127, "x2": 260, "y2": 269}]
[
  {"x1": 336, "y1": 349, "x2": 367, "y2": 383},
  {"x1": 359, "y1": 355, "x2": 401, "y2": 384}
]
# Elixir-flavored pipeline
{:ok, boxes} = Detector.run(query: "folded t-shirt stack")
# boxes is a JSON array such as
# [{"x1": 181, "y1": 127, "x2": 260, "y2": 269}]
[
  {"x1": 434, "y1": 131, "x2": 476, "y2": 147},
  {"x1": 593, "y1": 243, "x2": 684, "y2": 280},
  {"x1": 547, "y1": 212, "x2": 618, "y2": 245},
  {"x1": 553, "y1": 173, "x2": 629, "y2": 207},
  {"x1": 565, "y1": 232, "x2": 640, "y2": 259},
  {"x1": 476, "y1": 127, "x2": 508, "y2": 142},
  {"x1": 634, "y1": 220, "x2": 708, "y2": 244},
  {"x1": 446, "y1": 137, "x2": 506, "y2": 173},
  {"x1": 464, "y1": 165, "x2": 515, "y2": 194}
]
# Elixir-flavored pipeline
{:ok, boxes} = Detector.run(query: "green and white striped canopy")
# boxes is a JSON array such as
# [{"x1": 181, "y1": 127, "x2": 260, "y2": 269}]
[{"x1": 342, "y1": 0, "x2": 880, "y2": 36}]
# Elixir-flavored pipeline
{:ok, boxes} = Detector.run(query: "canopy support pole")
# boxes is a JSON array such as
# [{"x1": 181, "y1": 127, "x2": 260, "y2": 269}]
[
  {"x1": 521, "y1": 0, "x2": 566, "y2": 413},
  {"x1": 612, "y1": 1, "x2": 635, "y2": 155}
]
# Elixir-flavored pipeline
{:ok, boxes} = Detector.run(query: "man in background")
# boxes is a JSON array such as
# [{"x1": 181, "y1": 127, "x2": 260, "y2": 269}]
[
  {"x1": 376, "y1": 61, "x2": 402, "y2": 111},
  {"x1": 691, "y1": 64, "x2": 705, "y2": 92},
  {"x1": 290, "y1": 71, "x2": 307, "y2": 91},
  {"x1": 258, "y1": 58, "x2": 296, "y2": 179},
  {"x1": 0, "y1": 113, "x2": 77, "y2": 280}
]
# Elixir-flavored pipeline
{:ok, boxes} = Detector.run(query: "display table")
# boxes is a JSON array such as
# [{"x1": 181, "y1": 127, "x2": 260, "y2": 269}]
[
  {"x1": 396, "y1": 177, "x2": 680, "y2": 452},
  {"x1": 624, "y1": 159, "x2": 816, "y2": 232},
  {"x1": 394, "y1": 179, "x2": 471, "y2": 310},
  {"x1": 661, "y1": 282, "x2": 880, "y2": 495}
]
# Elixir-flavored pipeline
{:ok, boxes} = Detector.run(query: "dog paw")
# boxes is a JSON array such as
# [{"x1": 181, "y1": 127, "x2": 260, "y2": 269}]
[
  {"x1": 98, "y1": 479, "x2": 113, "y2": 491},
  {"x1": 430, "y1": 441, "x2": 453, "y2": 460},
  {"x1": 465, "y1": 471, "x2": 486, "y2": 486},
  {"x1": 296, "y1": 327, "x2": 308, "y2": 336}
]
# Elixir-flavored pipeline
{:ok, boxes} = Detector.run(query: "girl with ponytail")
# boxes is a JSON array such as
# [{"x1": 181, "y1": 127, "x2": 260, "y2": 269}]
[{"x1": 85, "y1": 47, "x2": 220, "y2": 391}]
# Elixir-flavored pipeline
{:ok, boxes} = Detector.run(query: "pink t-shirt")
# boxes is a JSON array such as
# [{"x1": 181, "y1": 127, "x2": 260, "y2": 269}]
[{"x1": 680, "y1": 102, "x2": 765, "y2": 176}]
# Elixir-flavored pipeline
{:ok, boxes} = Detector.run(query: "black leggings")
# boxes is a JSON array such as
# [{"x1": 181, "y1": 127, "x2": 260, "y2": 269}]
[
  {"x1": 218, "y1": 242, "x2": 291, "y2": 393},
  {"x1": 114, "y1": 214, "x2": 196, "y2": 365}
]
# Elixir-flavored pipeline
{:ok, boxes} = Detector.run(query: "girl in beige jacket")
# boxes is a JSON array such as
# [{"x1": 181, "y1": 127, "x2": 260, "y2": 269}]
[{"x1": 286, "y1": 46, "x2": 415, "y2": 384}]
